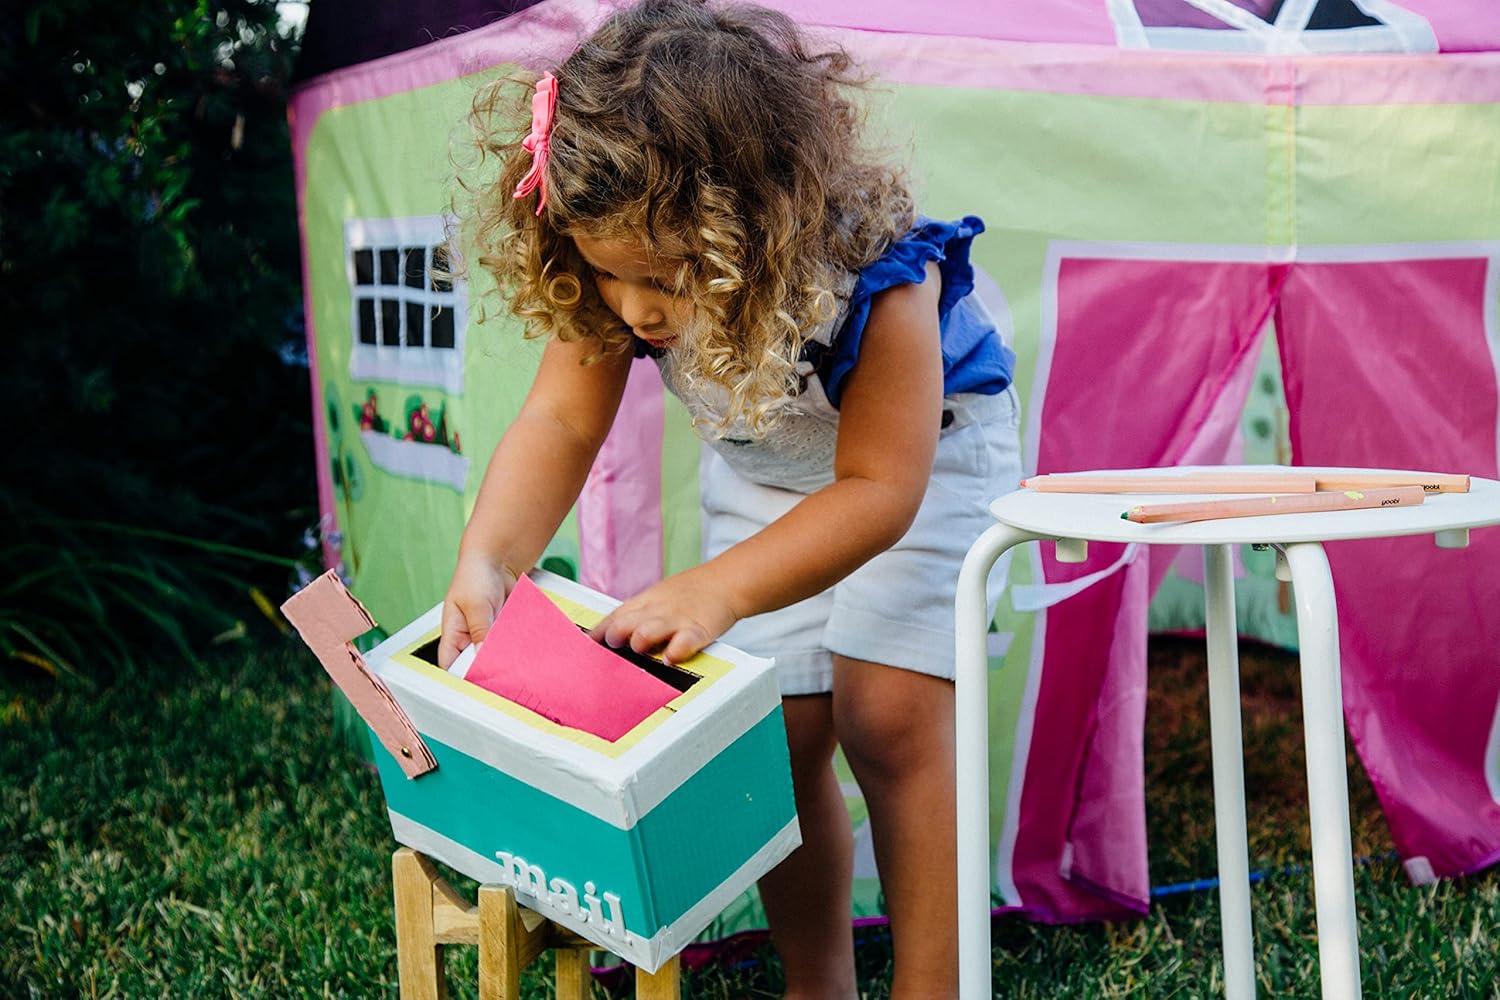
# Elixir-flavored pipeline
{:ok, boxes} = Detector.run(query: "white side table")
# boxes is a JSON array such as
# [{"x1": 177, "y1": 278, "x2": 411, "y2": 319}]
[{"x1": 955, "y1": 466, "x2": 1500, "y2": 1000}]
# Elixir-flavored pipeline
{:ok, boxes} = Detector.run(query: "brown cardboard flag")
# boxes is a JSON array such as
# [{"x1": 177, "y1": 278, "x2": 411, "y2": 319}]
[{"x1": 281, "y1": 570, "x2": 437, "y2": 779}]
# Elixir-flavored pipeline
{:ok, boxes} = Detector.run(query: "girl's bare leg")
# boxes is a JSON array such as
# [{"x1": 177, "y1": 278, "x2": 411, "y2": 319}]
[
  {"x1": 756, "y1": 692, "x2": 858, "y2": 999},
  {"x1": 834, "y1": 656, "x2": 958, "y2": 1000}
]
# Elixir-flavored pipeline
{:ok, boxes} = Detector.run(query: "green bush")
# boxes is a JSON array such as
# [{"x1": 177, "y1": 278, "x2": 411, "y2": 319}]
[{"x1": 1, "y1": 0, "x2": 312, "y2": 681}]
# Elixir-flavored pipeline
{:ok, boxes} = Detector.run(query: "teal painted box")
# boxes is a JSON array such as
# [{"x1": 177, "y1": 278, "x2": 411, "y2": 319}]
[{"x1": 363, "y1": 569, "x2": 798, "y2": 972}]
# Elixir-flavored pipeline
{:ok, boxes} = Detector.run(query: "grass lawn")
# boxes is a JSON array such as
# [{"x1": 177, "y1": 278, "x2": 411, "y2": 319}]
[{"x1": 3, "y1": 636, "x2": 1496, "y2": 998}]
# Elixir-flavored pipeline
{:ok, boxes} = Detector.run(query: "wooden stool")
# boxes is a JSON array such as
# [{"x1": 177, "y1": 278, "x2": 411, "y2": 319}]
[{"x1": 393, "y1": 848, "x2": 681, "y2": 999}]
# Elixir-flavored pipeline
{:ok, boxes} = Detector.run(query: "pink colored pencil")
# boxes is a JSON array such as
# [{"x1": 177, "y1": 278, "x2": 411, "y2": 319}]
[
  {"x1": 1122, "y1": 486, "x2": 1427, "y2": 524},
  {"x1": 1024, "y1": 470, "x2": 1470, "y2": 495},
  {"x1": 1023, "y1": 472, "x2": 1320, "y2": 494}
]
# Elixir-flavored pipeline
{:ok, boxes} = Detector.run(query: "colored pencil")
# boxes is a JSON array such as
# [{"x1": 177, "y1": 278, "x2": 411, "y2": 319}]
[
  {"x1": 1024, "y1": 471, "x2": 1469, "y2": 495},
  {"x1": 1121, "y1": 486, "x2": 1427, "y2": 524},
  {"x1": 1023, "y1": 473, "x2": 1320, "y2": 494}
]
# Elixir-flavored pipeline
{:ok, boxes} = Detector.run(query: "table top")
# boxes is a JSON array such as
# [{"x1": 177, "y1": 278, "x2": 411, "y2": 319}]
[{"x1": 990, "y1": 466, "x2": 1500, "y2": 546}]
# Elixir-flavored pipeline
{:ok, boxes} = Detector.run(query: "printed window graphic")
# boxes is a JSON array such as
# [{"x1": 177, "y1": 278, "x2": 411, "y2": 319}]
[
  {"x1": 1110, "y1": 0, "x2": 1436, "y2": 52},
  {"x1": 346, "y1": 216, "x2": 466, "y2": 394}
]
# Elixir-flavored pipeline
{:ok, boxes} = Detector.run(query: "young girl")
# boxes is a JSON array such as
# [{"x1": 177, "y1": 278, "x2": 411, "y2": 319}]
[{"x1": 439, "y1": 1, "x2": 1019, "y2": 994}]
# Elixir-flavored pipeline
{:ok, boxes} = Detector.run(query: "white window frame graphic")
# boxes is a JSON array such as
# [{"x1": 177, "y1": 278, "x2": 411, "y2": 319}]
[
  {"x1": 1107, "y1": 0, "x2": 1437, "y2": 53},
  {"x1": 345, "y1": 215, "x2": 467, "y2": 394}
]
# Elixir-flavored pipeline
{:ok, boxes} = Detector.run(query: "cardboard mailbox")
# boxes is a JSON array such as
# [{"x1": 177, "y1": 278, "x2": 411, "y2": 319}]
[{"x1": 361, "y1": 569, "x2": 799, "y2": 972}]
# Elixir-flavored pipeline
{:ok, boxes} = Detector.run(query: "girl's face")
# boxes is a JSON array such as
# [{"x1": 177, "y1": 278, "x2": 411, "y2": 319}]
[{"x1": 574, "y1": 233, "x2": 693, "y2": 350}]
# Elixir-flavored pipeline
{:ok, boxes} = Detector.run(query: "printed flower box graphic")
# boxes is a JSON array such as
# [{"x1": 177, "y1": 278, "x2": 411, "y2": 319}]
[
  {"x1": 351, "y1": 387, "x2": 467, "y2": 490},
  {"x1": 359, "y1": 430, "x2": 469, "y2": 492}
]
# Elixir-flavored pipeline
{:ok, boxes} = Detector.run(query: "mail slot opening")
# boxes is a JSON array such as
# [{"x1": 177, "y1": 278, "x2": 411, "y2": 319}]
[
  {"x1": 407, "y1": 631, "x2": 700, "y2": 694},
  {"x1": 575, "y1": 624, "x2": 700, "y2": 693}
]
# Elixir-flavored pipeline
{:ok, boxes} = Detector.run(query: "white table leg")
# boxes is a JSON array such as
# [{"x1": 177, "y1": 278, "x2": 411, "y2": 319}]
[
  {"x1": 956, "y1": 523, "x2": 1041, "y2": 1000},
  {"x1": 1204, "y1": 544, "x2": 1256, "y2": 999},
  {"x1": 1281, "y1": 542, "x2": 1362, "y2": 1000}
]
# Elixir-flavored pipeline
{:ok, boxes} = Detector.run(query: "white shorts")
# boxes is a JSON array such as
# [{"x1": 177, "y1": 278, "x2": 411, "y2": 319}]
[{"x1": 701, "y1": 387, "x2": 1023, "y2": 696}]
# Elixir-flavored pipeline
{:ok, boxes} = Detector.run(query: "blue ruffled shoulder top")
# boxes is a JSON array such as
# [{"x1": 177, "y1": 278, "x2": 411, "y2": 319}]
[{"x1": 815, "y1": 214, "x2": 1013, "y2": 408}]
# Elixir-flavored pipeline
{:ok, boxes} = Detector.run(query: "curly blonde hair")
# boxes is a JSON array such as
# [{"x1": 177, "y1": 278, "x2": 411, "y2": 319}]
[{"x1": 456, "y1": 0, "x2": 914, "y2": 434}]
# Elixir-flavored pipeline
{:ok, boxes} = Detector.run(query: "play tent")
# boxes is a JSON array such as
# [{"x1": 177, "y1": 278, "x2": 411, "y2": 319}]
[{"x1": 288, "y1": 0, "x2": 1500, "y2": 929}]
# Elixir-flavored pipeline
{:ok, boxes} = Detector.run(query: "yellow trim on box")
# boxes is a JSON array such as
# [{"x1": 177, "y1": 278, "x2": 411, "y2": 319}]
[{"x1": 387, "y1": 585, "x2": 735, "y2": 758}]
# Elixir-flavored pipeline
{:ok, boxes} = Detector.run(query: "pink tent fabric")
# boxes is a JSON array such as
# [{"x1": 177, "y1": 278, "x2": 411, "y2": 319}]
[
  {"x1": 1277, "y1": 259, "x2": 1500, "y2": 880},
  {"x1": 1019, "y1": 258, "x2": 1280, "y2": 918},
  {"x1": 1020, "y1": 247, "x2": 1499, "y2": 918}
]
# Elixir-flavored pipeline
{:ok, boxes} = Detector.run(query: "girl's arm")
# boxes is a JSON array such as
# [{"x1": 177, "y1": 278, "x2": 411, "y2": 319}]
[
  {"x1": 438, "y1": 335, "x2": 634, "y2": 666},
  {"x1": 591, "y1": 263, "x2": 945, "y2": 663}
]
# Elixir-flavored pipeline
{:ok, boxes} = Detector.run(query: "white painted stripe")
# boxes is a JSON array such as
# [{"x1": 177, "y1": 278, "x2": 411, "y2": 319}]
[
  {"x1": 1047, "y1": 239, "x2": 1500, "y2": 265},
  {"x1": 993, "y1": 544, "x2": 1046, "y2": 909},
  {"x1": 1296, "y1": 242, "x2": 1500, "y2": 262},
  {"x1": 1351, "y1": 0, "x2": 1438, "y2": 53},
  {"x1": 1180, "y1": 0, "x2": 1277, "y2": 35},
  {"x1": 1105, "y1": 0, "x2": 1149, "y2": 49},
  {"x1": 1482, "y1": 254, "x2": 1500, "y2": 806},
  {"x1": 1486, "y1": 692, "x2": 1500, "y2": 805},
  {"x1": 358, "y1": 430, "x2": 470, "y2": 491},
  {"x1": 1142, "y1": 27, "x2": 1283, "y2": 53},
  {"x1": 1011, "y1": 545, "x2": 1141, "y2": 613},
  {"x1": 1137, "y1": 26, "x2": 1421, "y2": 54},
  {"x1": 1485, "y1": 254, "x2": 1500, "y2": 563},
  {"x1": 388, "y1": 810, "x2": 801, "y2": 973},
  {"x1": 1021, "y1": 243, "x2": 1062, "y2": 479}
]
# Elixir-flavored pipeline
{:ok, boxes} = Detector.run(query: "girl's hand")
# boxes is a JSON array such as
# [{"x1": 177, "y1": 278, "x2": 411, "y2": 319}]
[
  {"x1": 438, "y1": 554, "x2": 520, "y2": 669},
  {"x1": 588, "y1": 570, "x2": 741, "y2": 665}
]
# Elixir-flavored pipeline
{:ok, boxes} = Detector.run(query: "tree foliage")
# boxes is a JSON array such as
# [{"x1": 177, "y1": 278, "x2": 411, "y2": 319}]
[{"x1": 1, "y1": 0, "x2": 313, "y2": 680}]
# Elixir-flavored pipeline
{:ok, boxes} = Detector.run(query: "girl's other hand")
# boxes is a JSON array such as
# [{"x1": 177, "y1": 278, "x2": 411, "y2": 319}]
[
  {"x1": 588, "y1": 569, "x2": 740, "y2": 665},
  {"x1": 438, "y1": 555, "x2": 520, "y2": 669}
]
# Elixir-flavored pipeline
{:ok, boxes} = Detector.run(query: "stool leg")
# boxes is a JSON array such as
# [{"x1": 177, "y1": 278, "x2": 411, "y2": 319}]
[
  {"x1": 1204, "y1": 545, "x2": 1256, "y2": 999},
  {"x1": 956, "y1": 522, "x2": 1040, "y2": 1000},
  {"x1": 635, "y1": 956, "x2": 680, "y2": 1000},
  {"x1": 393, "y1": 848, "x2": 448, "y2": 1000},
  {"x1": 478, "y1": 885, "x2": 522, "y2": 1000},
  {"x1": 554, "y1": 948, "x2": 591, "y2": 1000},
  {"x1": 1282, "y1": 542, "x2": 1362, "y2": 999}
]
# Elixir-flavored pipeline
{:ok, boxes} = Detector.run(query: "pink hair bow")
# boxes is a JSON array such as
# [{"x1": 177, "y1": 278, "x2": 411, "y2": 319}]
[{"x1": 513, "y1": 72, "x2": 558, "y2": 216}]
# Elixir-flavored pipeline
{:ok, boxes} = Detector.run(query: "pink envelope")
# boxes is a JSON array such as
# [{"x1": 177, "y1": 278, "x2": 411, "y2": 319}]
[{"x1": 464, "y1": 576, "x2": 682, "y2": 741}]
